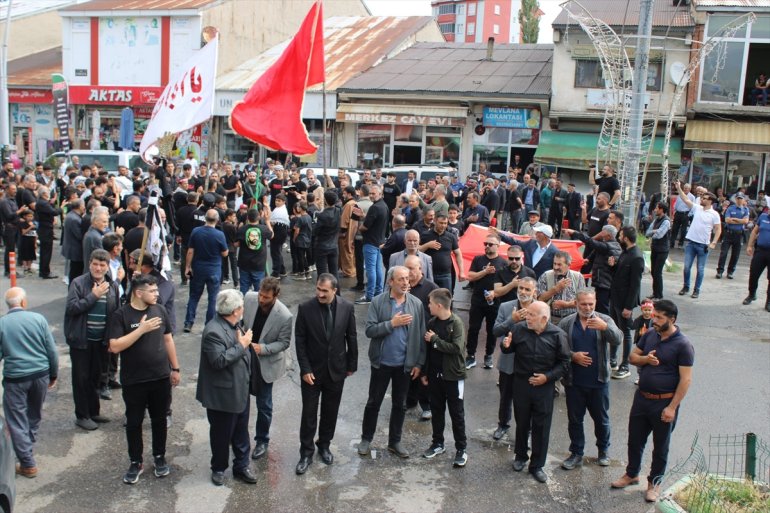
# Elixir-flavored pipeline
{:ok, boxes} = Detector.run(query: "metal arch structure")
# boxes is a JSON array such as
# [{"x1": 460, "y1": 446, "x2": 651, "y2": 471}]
[{"x1": 658, "y1": 12, "x2": 755, "y2": 197}]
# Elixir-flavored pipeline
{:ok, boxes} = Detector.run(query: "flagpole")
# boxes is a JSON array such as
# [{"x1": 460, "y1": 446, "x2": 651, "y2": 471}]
[{"x1": 322, "y1": 79, "x2": 327, "y2": 174}]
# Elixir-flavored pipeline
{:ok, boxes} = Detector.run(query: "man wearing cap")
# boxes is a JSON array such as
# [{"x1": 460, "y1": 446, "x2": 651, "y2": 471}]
[
  {"x1": 497, "y1": 224, "x2": 557, "y2": 279},
  {"x1": 519, "y1": 210, "x2": 545, "y2": 237},
  {"x1": 716, "y1": 194, "x2": 749, "y2": 280}
]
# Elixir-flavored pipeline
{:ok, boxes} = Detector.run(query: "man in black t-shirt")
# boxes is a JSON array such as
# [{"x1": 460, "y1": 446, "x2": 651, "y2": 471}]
[
  {"x1": 109, "y1": 274, "x2": 181, "y2": 485},
  {"x1": 494, "y1": 244, "x2": 536, "y2": 304},
  {"x1": 356, "y1": 184, "x2": 389, "y2": 303},
  {"x1": 236, "y1": 208, "x2": 272, "y2": 295},
  {"x1": 381, "y1": 172, "x2": 401, "y2": 223},
  {"x1": 589, "y1": 165, "x2": 621, "y2": 209},
  {"x1": 465, "y1": 234, "x2": 508, "y2": 369},
  {"x1": 222, "y1": 163, "x2": 240, "y2": 209},
  {"x1": 419, "y1": 214, "x2": 465, "y2": 293}
]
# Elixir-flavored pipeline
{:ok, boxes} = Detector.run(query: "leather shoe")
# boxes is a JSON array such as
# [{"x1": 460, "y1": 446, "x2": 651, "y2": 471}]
[
  {"x1": 91, "y1": 415, "x2": 110, "y2": 424},
  {"x1": 645, "y1": 483, "x2": 661, "y2": 502},
  {"x1": 41, "y1": 274, "x2": 58, "y2": 279},
  {"x1": 512, "y1": 459, "x2": 527, "y2": 472},
  {"x1": 357, "y1": 439, "x2": 371, "y2": 456},
  {"x1": 387, "y1": 442, "x2": 410, "y2": 459},
  {"x1": 251, "y1": 442, "x2": 267, "y2": 460},
  {"x1": 16, "y1": 464, "x2": 38, "y2": 478},
  {"x1": 75, "y1": 418, "x2": 98, "y2": 431},
  {"x1": 611, "y1": 474, "x2": 641, "y2": 488},
  {"x1": 530, "y1": 468, "x2": 548, "y2": 483},
  {"x1": 233, "y1": 467, "x2": 258, "y2": 484},
  {"x1": 319, "y1": 447, "x2": 334, "y2": 465},
  {"x1": 211, "y1": 471, "x2": 225, "y2": 486},
  {"x1": 295, "y1": 456, "x2": 312, "y2": 475},
  {"x1": 493, "y1": 426, "x2": 509, "y2": 440},
  {"x1": 561, "y1": 453, "x2": 583, "y2": 470},
  {"x1": 743, "y1": 295, "x2": 756, "y2": 305}
]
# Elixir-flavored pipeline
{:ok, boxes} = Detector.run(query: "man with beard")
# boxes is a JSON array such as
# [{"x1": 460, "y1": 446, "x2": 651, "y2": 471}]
[
  {"x1": 589, "y1": 165, "x2": 621, "y2": 209},
  {"x1": 491, "y1": 277, "x2": 537, "y2": 441},
  {"x1": 675, "y1": 182, "x2": 721, "y2": 298},
  {"x1": 381, "y1": 172, "x2": 402, "y2": 227},
  {"x1": 494, "y1": 244, "x2": 536, "y2": 304},
  {"x1": 563, "y1": 225, "x2": 622, "y2": 314},
  {"x1": 646, "y1": 203, "x2": 671, "y2": 299},
  {"x1": 420, "y1": 214, "x2": 465, "y2": 292},
  {"x1": 612, "y1": 299, "x2": 693, "y2": 503}
]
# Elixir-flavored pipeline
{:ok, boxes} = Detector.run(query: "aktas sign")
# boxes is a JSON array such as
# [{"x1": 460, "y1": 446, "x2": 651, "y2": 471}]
[{"x1": 69, "y1": 85, "x2": 166, "y2": 106}]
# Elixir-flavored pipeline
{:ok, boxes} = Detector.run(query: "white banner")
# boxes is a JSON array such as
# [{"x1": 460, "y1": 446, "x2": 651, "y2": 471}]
[{"x1": 140, "y1": 36, "x2": 218, "y2": 161}]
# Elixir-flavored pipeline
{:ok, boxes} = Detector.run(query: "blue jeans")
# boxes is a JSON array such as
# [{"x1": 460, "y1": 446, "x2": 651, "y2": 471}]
[
  {"x1": 363, "y1": 243, "x2": 384, "y2": 300},
  {"x1": 433, "y1": 273, "x2": 452, "y2": 292},
  {"x1": 239, "y1": 269, "x2": 265, "y2": 295},
  {"x1": 565, "y1": 384, "x2": 610, "y2": 456},
  {"x1": 186, "y1": 267, "x2": 221, "y2": 326},
  {"x1": 253, "y1": 374, "x2": 274, "y2": 445},
  {"x1": 683, "y1": 240, "x2": 709, "y2": 291}
]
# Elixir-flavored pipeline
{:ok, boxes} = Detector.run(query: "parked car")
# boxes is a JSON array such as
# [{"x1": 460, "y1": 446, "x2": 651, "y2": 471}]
[
  {"x1": 366, "y1": 164, "x2": 458, "y2": 187},
  {"x1": 0, "y1": 414, "x2": 15, "y2": 513},
  {"x1": 45, "y1": 150, "x2": 150, "y2": 174}
]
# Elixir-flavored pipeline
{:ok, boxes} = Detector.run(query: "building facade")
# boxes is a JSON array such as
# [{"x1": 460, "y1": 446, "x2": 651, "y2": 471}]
[{"x1": 432, "y1": 0, "x2": 521, "y2": 44}]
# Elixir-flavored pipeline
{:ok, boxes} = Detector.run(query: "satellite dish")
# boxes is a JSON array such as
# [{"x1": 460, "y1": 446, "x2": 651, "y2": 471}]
[{"x1": 669, "y1": 62, "x2": 686, "y2": 85}]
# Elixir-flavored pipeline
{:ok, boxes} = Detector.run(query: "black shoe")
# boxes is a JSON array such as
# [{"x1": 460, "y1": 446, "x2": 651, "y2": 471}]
[
  {"x1": 609, "y1": 359, "x2": 618, "y2": 371},
  {"x1": 387, "y1": 442, "x2": 410, "y2": 459},
  {"x1": 319, "y1": 447, "x2": 334, "y2": 465},
  {"x1": 295, "y1": 456, "x2": 312, "y2": 475},
  {"x1": 562, "y1": 453, "x2": 583, "y2": 470},
  {"x1": 765, "y1": 301, "x2": 770, "y2": 313},
  {"x1": 512, "y1": 459, "x2": 527, "y2": 472},
  {"x1": 123, "y1": 461, "x2": 144, "y2": 484},
  {"x1": 153, "y1": 455, "x2": 170, "y2": 477},
  {"x1": 465, "y1": 356, "x2": 476, "y2": 369},
  {"x1": 531, "y1": 468, "x2": 548, "y2": 483},
  {"x1": 75, "y1": 418, "x2": 98, "y2": 431},
  {"x1": 727, "y1": 273, "x2": 734, "y2": 280},
  {"x1": 211, "y1": 471, "x2": 225, "y2": 486},
  {"x1": 453, "y1": 449, "x2": 468, "y2": 467},
  {"x1": 493, "y1": 427, "x2": 509, "y2": 441},
  {"x1": 183, "y1": 323, "x2": 192, "y2": 333},
  {"x1": 91, "y1": 415, "x2": 110, "y2": 424},
  {"x1": 251, "y1": 442, "x2": 267, "y2": 460},
  {"x1": 233, "y1": 467, "x2": 258, "y2": 484},
  {"x1": 678, "y1": 286, "x2": 689, "y2": 296},
  {"x1": 743, "y1": 295, "x2": 756, "y2": 305},
  {"x1": 715, "y1": 272, "x2": 722, "y2": 279},
  {"x1": 41, "y1": 274, "x2": 59, "y2": 279},
  {"x1": 357, "y1": 439, "x2": 371, "y2": 456},
  {"x1": 691, "y1": 289, "x2": 700, "y2": 299},
  {"x1": 422, "y1": 443, "x2": 446, "y2": 459},
  {"x1": 597, "y1": 451, "x2": 610, "y2": 467},
  {"x1": 108, "y1": 380, "x2": 122, "y2": 389},
  {"x1": 483, "y1": 354, "x2": 494, "y2": 369}
]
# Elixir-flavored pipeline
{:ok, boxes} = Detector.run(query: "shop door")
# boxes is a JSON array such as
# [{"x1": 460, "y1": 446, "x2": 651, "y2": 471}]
[{"x1": 393, "y1": 145, "x2": 422, "y2": 165}]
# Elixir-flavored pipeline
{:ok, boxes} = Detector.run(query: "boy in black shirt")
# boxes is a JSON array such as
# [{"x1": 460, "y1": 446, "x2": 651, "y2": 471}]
[
  {"x1": 421, "y1": 288, "x2": 468, "y2": 467},
  {"x1": 109, "y1": 274, "x2": 181, "y2": 485}
]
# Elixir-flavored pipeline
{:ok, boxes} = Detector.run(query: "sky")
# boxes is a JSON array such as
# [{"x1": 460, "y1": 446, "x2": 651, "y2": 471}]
[{"x1": 364, "y1": 0, "x2": 563, "y2": 44}]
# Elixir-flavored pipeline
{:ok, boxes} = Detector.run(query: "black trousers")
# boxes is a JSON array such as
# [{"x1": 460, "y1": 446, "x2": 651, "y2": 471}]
[
  {"x1": 270, "y1": 224, "x2": 289, "y2": 276},
  {"x1": 314, "y1": 248, "x2": 339, "y2": 290},
  {"x1": 467, "y1": 300, "x2": 499, "y2": 357},
  {"x1": 650, "y1": 251, "x2": 668, "y2": 299},
  {"x1": 354, "y1": 239, "x2": 364, "y2": 287},
  {"x1": 180, "y1": 245, "x2": 189, "y2": 284},
  {"x1": 498, "y1": 371, "x2": 515, "y2": 429},
  {"x1": 596, "y1": 287, "x2": 611, "y2": 315},
  {"x1": 717, "y1": 230, "x2": 743, "y2": 275},
  {"x1": 38, "y1": 227, "x2": 54, "y2": 277},
  {"x1": 207, "y1": 403, "x2": 251, "y2": 473},
  {"x1": 548, "y1": 208, "x2": 564, "y2": 237},
  {"x1": 407, "y1": 376, "x2": 430, "y2": 411},
  {"x1": 609, "y1": 303, "x2": 633, "y2": 369},
  {"x1": 670, "y1": 211, "x2": 689, "y2": 247},
  {"x1": 68, "y1": 260, "x2": 84, "y2": 286},
  {"x1": 123, "y1": 378, "x2": 171, "y2": 462},
  {"x1": 222, "y1": 247, "x2": 239, "y2": 284},
  {"x1": 290, "y1": 237, "x2": 300, "y2": 273},
  {"x1": 3, "y1": 228, "x2": 17, "y2": 274},
  {"x1": 70, "y1": 343, "x2": 104, "y2": 420},
  {"x1": 100, "y1": 352, "x2": 118, "y2": 388},
  {"x1": 512, "y1": 375, "x2": 555, "y2": 471},
  {"x1": 428, "y1": 372, "x2": 466, "y2": 451},
  {"x1": 299, "y1": 377, "x2": 344, "y2": 457},
  {"x1": 361, "y1": 365, "x2": 411, "y2": 445},
  {"x1": 626, "y1": 391, "x2": 678, "y2": 485},
  {"x1": 748, "y1": 246, "x2": 770, "y2": 298}
]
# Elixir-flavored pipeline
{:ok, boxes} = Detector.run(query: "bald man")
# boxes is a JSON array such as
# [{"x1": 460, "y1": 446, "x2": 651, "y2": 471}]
[
  {"x1": 501, "y1": 300, "x2": 570, "y2": 483},
  {"x1": 0, "y1": 287, "x2": 59, "y2": 477}
]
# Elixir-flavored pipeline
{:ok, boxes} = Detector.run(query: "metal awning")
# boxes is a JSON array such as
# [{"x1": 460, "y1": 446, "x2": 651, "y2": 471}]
[
  {"x1": 534, "y1": 131, "x2": 682, "y2": 170},
  {"x1": 684, "y1": 120, "x2": 770, "y2": 153},
  {"x1": 337, "y1": 103, "x2": 468, "y2": 118}
]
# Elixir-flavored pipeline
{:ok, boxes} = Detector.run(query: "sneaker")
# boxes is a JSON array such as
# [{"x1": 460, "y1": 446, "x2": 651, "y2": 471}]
[
  {"x1": 123, "y1": 461, "x2": 144, "y2": 484},
  {"x1": 222, "y1": 279, "x2": 231, "y2": 285},
  {"x1": 309, "y1": 265, "x2": 316, "y2": 272},
  {"x1": 612, "y1": 367, "x2": 631, "y2": 379},
  {"x1": 465, "y1": 356, "x2": 476, "y2": 369},
  {"x1": 483, "y1": 355, "x2": 494, "y2": 369},
  {"x1": 420, "y1": 409, "x2": 432, "y2": 421},
  {"x1": 422, "y1": 443, "x2": 446, "y2": 459},
  {"x1": 561, "y1": 453, "x2": 583, "y2": 470},
  {"x1": 183, "y1": 323, "x2": 192, "y2": 333},
  {"x1": 354, "y1": 296, "x2": 371, "y2": 305},
  {"x1": 597, "y1": 451, "x2": 610, "y2": 467},
  {"x1": 493, "y1": 426, "x2": 509, "y2": 441},
  {"x1": 727, "y1": 273, "x2": 734, "y2": 280},
  {"x1": 678, "y1": 286, "x2": 689, "y2": 296},
  {"x1": 453, "y1": 449, "x2": 468, "y2": 467},
  {"x1": 293, "y1": 274, "x2": 308, "y2": 281},
  {"x1": 99, "y1": 386, "x2": 112, "y2": 400},
  {"x1": 715, "y1": 272, "x2": 722, "y2": 279},
  {"x1": 691, "y1": 289, "x2": 700, "y2": 299},
  {"x1": 153, "y1": 455, "x2": 170, "y2": 477},
  {"x1": 609, "y1": 359, "x2": 619, "y2": 371}
]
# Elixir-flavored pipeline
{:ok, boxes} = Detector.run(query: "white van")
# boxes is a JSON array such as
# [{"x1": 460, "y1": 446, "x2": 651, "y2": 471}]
[{"x1": 45, "y1": 150, "x2": 149, "y2": 174}]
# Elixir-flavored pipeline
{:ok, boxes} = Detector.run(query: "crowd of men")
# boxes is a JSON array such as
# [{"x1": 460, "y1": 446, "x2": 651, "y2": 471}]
[{"x1": 1, "y1": 154, "x2": 768, "y2": 506}]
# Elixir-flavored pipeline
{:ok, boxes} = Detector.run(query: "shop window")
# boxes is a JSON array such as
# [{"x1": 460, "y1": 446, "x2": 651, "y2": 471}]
[
  {"x1": 425, "y1": 134, "x2": 461, "y2": 164},
  {"x1": 691, "y1": 151, "x2": 726, "y2": 192},
  {"x1": 357, "y1": 124, "x2": 391, "y2": 168},
  {"x1": 700, "y1": 42, "x2": 744, "y2": 103},
  {"x1": 394, "y1": 125, "x2": 423, "y2": 143},
  {"x1": 468, "y1": 22, "x2": 475, "y2": 36}
]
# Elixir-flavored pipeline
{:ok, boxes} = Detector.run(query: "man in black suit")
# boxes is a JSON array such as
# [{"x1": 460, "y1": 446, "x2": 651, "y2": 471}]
[
  {"x1": 566, "y1": 183, "x2": 583, "y2": 231},
  {"x1": 62, "y1": 199, "x2": 86, "y2": 283},
  {"x1": 294, "y1": 273, "x2": 358, "y2": 475},
  {"x1": 35, "y1": 187, "x2": 62, "y2": 279},
  {"x1": 196, "y1": 289, "x2": 258, "y2": 486}
]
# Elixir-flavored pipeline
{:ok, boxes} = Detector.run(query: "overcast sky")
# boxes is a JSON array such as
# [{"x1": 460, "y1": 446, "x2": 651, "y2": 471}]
[{"x1": 364, "y1": 0, "x2": 563, "y2": 44}]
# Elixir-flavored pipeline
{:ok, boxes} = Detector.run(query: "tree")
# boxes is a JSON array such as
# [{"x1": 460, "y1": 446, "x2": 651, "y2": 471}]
[{"x1": 519, "y1": 0, "x2": 541, "y2": 44}]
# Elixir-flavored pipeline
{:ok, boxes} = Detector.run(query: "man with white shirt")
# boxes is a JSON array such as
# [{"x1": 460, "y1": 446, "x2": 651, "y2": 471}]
[{"x1": 675, "y1": 181, "x2": 721, "y2": 299}]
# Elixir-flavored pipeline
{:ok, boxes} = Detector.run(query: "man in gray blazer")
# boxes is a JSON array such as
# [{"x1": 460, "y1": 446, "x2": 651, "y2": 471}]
[
  {"x1": 242, "y1": 277, "x2": 293, "y2": 461},
  {"x1": 558, "y1": 287, "x2": 622, "y2": 471},
  {"x1": 196, "y1": 289, "x2": 258, "y2": 486}
]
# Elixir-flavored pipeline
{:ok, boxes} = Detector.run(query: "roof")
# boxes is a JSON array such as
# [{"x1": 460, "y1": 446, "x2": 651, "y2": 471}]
[
  {"x1": 8, "y1": 47, "x2": 62, "y2": 87},
  {"x1": 339, "y1": 42, "x2": 553, "y2": 98},
  {"x1": 553, "y1": 0, "x2": 695, "y2": 29},
  {"x1": 0, "y1": 0, "x2": 78, "y2": 20},
  {"x1": 217, "y1": 16, "x2": 438, "y2": 92},
  {"x1": 694, "y1": 0, "x2": 770, "y2": 8},
  {"x1": 60, "y1": 0, "x2": 219, "y2": 13}
]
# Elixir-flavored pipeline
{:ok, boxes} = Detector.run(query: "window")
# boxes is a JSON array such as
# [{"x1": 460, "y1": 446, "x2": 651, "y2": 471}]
[
  {"x1": 439, "y1": 23, "x2": 456, "y2": 34},
  {"x1": 468, "y1": 3, "x2": 476, "y2": 16},
  {"x1": 357, "y1": 124, "x2": 391, "y2": 168},
  {"x1": 468, "y1": 22, "x2": 475, "y2": 35},
  {"x1": 700, "y1": 42, "x2": 744, "y2": 102},
  {"x1": 456, "y1": 23, "x2": 464, "y2": 35},
  {"x1": 494, "y1": 4, "x2": 501, "y2": 15},
  {"x1": 438, "y1": 4, "x2": 456, "y2": 15},
  {"x1": 493, "y1": 24, "x2": 500, "y2": 35},
  {"x1": 458, "y1": 4, "x2": 465, "y2": 15},
  {"x1": 574, "y1": 60, "x2": 605, "y2": 88},
  {"x1": 432, "y1": 6, "x2": 439, "y2": 16}
]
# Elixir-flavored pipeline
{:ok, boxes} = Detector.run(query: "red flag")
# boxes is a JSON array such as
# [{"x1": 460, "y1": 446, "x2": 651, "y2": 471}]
[{"x1": 230, "y1": 1, "x2": 324, "y2": 155}]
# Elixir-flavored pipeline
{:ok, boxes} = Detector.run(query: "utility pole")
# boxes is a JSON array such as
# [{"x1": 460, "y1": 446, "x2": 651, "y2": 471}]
[
  {"x1": 0, "y1": 0, "x2": 12, "y2": 152},
  {"x1": 621, "y1": 0, "x2": 654, "y2": 225}
]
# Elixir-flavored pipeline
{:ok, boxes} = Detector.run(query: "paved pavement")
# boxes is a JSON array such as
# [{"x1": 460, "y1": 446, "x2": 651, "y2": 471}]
[{"x1": 3, "y1": 240, "x2": 768, "y2": 513}]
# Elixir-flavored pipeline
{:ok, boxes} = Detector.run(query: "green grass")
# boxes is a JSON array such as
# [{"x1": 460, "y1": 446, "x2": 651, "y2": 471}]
[{"x1": 674, "y1": 475, "x2": 770, "y2": 513}]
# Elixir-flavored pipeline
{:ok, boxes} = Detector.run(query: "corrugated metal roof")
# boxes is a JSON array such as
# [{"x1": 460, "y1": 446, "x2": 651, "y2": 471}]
[
  {"x1": 685, "y1": 120, "x2": 770, "y2": 152},
  {"x1": 553, "y1": 0, "x2": 695, "y2": 28},
  {"x1": 60, "y1": 0, "x2": 219, "y2": 12},
  {"x1": 8, "y1": 47, "x2": 62, "y2": 87},
  {"x1": 339, "y1": 42, "x2": 553, "y2": 98},
  {"x1": 694, "y1": 0, "x2": 770, "y2": 8},
  {"x1": 217, "y1": 16, "x2": 437, "y2": 92}
]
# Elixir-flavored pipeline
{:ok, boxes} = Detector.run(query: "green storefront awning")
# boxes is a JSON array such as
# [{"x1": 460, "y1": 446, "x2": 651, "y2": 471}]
[{"x1": 534, "y1": 131, "x2": 682, "y2": 170}]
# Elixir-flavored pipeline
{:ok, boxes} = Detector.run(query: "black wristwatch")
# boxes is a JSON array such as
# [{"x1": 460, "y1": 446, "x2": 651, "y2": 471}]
[{"x1": 171, "y1": 368, "x2": 180, "y2": 373}]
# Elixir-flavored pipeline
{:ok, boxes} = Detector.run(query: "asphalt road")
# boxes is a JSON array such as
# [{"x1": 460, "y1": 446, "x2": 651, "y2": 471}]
[{"x1": 3, "y1": 242, "x2": 769, "y2": 513}]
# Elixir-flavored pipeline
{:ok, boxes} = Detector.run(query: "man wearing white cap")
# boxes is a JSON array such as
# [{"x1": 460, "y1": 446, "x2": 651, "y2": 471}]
[{"x1": 496, "y1": 224, "x2": 557, "y2": 279}]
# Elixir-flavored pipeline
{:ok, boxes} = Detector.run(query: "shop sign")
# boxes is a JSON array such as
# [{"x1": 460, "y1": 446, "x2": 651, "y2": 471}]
[
  {"x1": 69, "y1": 85, "x2": 166, "y2": 106},
  {"x1": 336, "y1": 112, "x2": 465, "y2": 127},
  {"x1": 483, "y1": 107, "x2": 541, "y2": 129},
  {"x1": 9, "y1": 89, "x2": 53, "y2": 104}
]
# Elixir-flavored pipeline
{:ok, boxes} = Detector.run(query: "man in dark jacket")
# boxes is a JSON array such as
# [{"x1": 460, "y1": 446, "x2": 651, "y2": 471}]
[
  {"x1": 380, "y1": 214, "x2": 406, "y2": 271},
  {"x1": 64, "y1": 249, "x2": 121, "y2": 431},
  {"x1": 175, "y1": 192, "x2": 199, "y2": 285},
  {"x1": 313, "y1": 191, "x2": 342, "y2": 287},
  {"x1": 0, "y1": 183, "x2": 21, "y2": 277},
  {"x1": 34, "y1": 187, "x2": 62, "y2": 279},
  {"x1": 564, "y1": 225, "x2": 622, "y2": 314},
  {"x1": 62, "y1": 199, "x2": 86, "y2": 283},
  {"x1": 608, "y1": 226, "x2": 645, "y2": 379}
]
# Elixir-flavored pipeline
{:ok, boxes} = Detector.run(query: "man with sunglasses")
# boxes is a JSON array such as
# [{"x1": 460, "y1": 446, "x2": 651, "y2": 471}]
[
  {"x1": 675, "y1": 182, "x2": 721, "y2": 299},
  {"x1": 494, "y1": 244, "x2": 536, "y2": 304}
]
